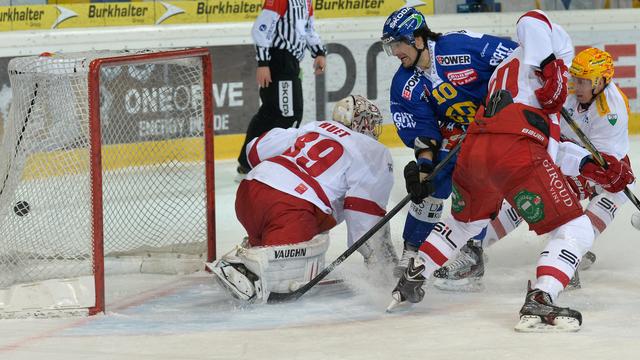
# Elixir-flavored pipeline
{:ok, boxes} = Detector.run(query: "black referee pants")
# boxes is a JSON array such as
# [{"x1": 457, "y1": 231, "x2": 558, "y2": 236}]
[{"x1": 238, "y1": 49, "x2": 303, "y2": 169}]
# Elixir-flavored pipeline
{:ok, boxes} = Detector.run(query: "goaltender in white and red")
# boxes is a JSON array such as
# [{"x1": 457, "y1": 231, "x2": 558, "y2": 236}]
[
  {"x1": 209, "y1": 95, "x2": 397, "y2": 303},
  {"x1": 388, "y1": 10, "x2": 635, "y2": 332}
]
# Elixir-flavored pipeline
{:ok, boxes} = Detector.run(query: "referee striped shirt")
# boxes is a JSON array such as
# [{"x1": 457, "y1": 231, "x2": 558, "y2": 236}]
[{"x1": 252, "y1": 0, "x2": 326, "y2": 66}]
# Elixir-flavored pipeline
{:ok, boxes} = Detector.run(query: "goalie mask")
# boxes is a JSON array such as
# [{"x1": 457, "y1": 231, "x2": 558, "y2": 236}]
[{"x1": 332, "y1": 95, "x2": 383, "y2": 140}]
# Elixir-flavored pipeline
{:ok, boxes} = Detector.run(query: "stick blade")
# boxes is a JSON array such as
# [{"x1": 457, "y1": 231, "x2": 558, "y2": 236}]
[{"x1": 266, "y1": 291, "x2": 300, "y2": 304}]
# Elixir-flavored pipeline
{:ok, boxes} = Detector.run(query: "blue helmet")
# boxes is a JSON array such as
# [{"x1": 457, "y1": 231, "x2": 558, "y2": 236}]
[{"x1": 381, "y1": 7, "x2": 427, "y2": 46}]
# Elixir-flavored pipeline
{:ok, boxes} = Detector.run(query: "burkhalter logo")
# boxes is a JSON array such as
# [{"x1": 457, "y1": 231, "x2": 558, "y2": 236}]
[
  {"x1": 156, "y1": 2, "x2": 185, "y2": 24},
  {"x1": 52, "y1": 6, "x2": 78, "y2": 29}
]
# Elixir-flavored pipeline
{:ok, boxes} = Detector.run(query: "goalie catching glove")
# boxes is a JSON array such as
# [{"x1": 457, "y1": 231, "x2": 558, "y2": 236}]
[{"x1": 579, "y1": 153, "x2": 634, "y2": 193}]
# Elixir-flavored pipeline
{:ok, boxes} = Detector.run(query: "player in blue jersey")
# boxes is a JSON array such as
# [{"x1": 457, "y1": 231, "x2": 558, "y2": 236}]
[{"x1": 381, "y1": 7, "x2": 518, "y2": 278}]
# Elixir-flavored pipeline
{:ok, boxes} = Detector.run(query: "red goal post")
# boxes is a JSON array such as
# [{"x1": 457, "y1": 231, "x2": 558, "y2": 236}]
[{"x1": 0, "y1": 48, "x2": 215, "y2": 318}]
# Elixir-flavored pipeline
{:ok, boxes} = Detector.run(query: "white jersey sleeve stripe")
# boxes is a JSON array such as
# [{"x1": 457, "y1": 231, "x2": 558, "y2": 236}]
[
  {"x1": 344, "y1": 196, "x2": 386, "y2": 217},
  {"x1": 247, "y1": 133, "x2": 269, "y2": 168}
]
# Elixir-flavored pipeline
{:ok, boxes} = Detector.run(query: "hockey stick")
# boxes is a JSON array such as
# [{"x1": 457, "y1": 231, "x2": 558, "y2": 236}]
[
  {"x1": 560, "y1": 107, "x2": 640, "y2": 212},
  {"x1": 267, "y1": 136, "x2": 465, "y2": 303},
  {"x1": 0, "y1": 82, "x2": 38, "y2": 197}
]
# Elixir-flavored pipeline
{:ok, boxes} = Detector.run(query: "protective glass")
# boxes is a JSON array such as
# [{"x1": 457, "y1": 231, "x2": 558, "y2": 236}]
[
  {"x1": 572, "y1": 76, "x2": 597, "y2": 91},
  {"x1": 382, "y1": 40, "x2": 407, "y2": 56}
]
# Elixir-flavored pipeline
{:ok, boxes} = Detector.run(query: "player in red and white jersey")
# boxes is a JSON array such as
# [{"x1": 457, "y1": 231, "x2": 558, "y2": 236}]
[
  {"x1": 562, "y1": 48, "x2": 635, "y2": 241},
  {"x1": 491, "y1": 47, "x2": 635, "y2": 249},
  {"x1": 431, "y1": 10, "x2": 577, "y2": 291},
  {"x1": 209, "y1": 95, "x2": 396, "y2": 303},
  {"x1": 436, "y1": 48, "x2": 636, "y2": 291},
  {"x1": 388, "y1": 10, "x2": 635, "y2": 332},
  {"x1": 486, "y1": 9, "x2": 575, "y2": 162}
]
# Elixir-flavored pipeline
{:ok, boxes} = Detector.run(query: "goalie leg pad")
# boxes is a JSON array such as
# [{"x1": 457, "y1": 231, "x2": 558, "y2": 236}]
[{"x1": 213, "y1": 234, "x2": 330, "y2": 303}]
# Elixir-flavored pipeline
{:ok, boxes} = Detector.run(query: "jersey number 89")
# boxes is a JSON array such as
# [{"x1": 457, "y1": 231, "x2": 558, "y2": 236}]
[{"x1": 282, "y1": 132, "x2": 344, "y2": 177}]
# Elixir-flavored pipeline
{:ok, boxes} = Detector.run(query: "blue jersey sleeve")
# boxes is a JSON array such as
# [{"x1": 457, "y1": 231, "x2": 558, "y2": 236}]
[
  {"x1": 389, "y1": 67, "x2": 441, "y2": 148},
  {"x1": 476, "y1": 33, "x2": 518, "y2": 68}
]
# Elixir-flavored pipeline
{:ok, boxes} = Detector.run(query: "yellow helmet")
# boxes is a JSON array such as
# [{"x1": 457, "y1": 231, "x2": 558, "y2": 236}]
[{"x1": 569, "y1": 47, "x2": 614, "y2": 89}]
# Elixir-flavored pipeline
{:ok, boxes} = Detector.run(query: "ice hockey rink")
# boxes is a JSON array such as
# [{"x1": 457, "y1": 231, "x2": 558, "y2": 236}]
[{"x1": 1, "y1": 139, "x2": 639, "y2": 360}]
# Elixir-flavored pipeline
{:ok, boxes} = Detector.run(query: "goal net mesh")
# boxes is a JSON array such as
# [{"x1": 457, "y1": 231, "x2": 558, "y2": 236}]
[{"x1": 0, "y1": 50, "x2": 212, "y2": 293}]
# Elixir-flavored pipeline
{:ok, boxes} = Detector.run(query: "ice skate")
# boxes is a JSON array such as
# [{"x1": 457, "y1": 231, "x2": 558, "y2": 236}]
[
  {"x1": 514, "y1": 281, "x2": 582, "y2": 332},
  {"x1": 565, "y1": 270, "x2": 581, "y2": 290},
  {"x1": 579, "y1": 251, "x2": 596, "y2": 271},
  {"x1": 387, "y1": 258, "x2": 426, "y2": 312},
  {"x1": 207, "y1": 259, "x2": 260, "y2": 303},
  {"x1": 433, "y1": 240, "x2": 485, "y2": 292},
  {"x1": 234, "y1": 164, "x2": 250, "y2": 183},
  {"x1": 393, "y1": 242, "x2": 418, "y2": 278}
]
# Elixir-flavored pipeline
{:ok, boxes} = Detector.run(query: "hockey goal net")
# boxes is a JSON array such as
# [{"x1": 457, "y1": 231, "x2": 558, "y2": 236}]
[{"x1": 0, "y1": 48, "x2": 215, "y2": 318}]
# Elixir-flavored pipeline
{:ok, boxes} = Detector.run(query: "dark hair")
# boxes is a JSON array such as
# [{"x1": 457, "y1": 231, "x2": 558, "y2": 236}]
[{"x1": 413, "y1": 26, "x2": 442, "y2": 42}]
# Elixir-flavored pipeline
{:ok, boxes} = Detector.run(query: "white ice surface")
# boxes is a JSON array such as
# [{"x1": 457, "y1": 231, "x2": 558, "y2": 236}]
[{"x1": 1, "y1": 138, "x2": 640, "y2": 360}]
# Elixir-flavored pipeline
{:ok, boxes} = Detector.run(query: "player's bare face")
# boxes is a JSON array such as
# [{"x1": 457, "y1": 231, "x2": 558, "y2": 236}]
[
  {"x1": 573, "y1": 76, "x2": 604, "y2": 104},
  {"x1": 390, "y1": 41, "x2": 418, "y2": 68}
]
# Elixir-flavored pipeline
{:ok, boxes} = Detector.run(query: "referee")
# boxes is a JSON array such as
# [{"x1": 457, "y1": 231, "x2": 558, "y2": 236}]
[{"x1": 237, "y1": 0, "x2": 327, "y2": 179}]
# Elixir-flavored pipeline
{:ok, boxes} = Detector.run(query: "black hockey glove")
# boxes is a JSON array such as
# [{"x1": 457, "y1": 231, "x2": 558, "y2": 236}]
[{"x1": 404, "y1": 159, "x2": 435, "y2": 204}]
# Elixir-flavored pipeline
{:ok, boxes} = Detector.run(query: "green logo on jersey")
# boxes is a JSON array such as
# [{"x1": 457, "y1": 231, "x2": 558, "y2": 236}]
[
  {"x1": 513, "y1": 189, "x2": 544, "y2": 223},
  {"x1": 607, "y1": 114, "x2": 618, "y2": 126},
  {"x1": 451, "y1": 185, "x2": 466, "y2": 213}
]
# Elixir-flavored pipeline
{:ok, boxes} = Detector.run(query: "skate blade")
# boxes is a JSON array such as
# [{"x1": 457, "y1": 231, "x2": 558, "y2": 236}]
[
  {"x1": 386, "y1": 298, "x2": 413, "y2": 313},
  {"x1": 514, "y1": 315, "x2": 581, "y2": 333},
  {"x1": 578, "y1": 251, "x2": 596, "y2": 271},
  {"x1": 564, "y1": 282, "x2": 581, "y2": 291},
  {"x1": 433, "y1": 278, "x2": 484, "y2": 292},
  {"x1": 386, "y1": 292, "x2": 412, "y2": 313}
]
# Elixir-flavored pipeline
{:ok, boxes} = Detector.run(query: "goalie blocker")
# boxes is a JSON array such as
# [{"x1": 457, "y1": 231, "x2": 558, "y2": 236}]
[{"x1": 207, "y1": 234, "x2": 329, "y2": 302}]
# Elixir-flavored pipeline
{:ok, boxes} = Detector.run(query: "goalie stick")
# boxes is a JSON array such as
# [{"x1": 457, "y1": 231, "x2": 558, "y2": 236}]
[
  {"x1": 0, "y1": 81, "x2": 38, "y2": 197},
  {"x1": 267, "y1": 136, "x2": 466, "y2": 304},
  {"x1": 560, "y1": 107, "x2": 640, "y2": 216}
]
